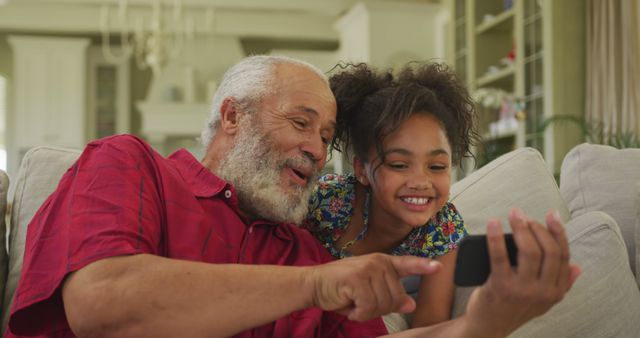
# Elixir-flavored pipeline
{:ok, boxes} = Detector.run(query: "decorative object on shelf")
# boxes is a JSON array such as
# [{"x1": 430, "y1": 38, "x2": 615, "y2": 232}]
[
  {"x1": 473, "y1": 88, "x2": 507, "y2": 109},
  {"x1": 100, "y1": 0, "x2": 215, "y2": 77},
  {"x1": 482, "y1": 14, "x2": 496, "y2": 25},
  {"x1": 473, "y1": 88, "x2": 525, "y2": 137},
  {"x1": 503, "y1": 0, "x2": 514, "y2": 11},
  {"x1": 482, "y1": 40, "x2": 516, "y2": 78}
]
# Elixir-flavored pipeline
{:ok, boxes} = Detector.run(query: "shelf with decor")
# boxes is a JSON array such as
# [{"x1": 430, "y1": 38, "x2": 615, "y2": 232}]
[
  {"x1": 476, "y1": 64, "x2": 515, "y2": 88},
  {"x1": 448, "y1": 0, "x2": 586, "y2": 174},
  {"x1": 475, "y1": 8, "x2": 515, "y2": 34}
]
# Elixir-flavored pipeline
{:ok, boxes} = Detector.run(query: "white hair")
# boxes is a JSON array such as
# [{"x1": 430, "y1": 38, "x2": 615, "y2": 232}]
[{"x1": 200, "y1": 55, "x2": 328, "y2": 148}]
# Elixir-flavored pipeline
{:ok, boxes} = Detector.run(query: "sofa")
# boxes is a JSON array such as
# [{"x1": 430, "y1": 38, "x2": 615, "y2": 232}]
[{"x1": 1, "y1": 143, "x2": 640, "y2": 337}]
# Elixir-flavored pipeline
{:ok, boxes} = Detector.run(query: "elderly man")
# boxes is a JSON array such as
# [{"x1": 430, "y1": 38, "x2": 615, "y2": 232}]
[{"x1": 6, "y1": 55, "x2": 578, "y2": 338}]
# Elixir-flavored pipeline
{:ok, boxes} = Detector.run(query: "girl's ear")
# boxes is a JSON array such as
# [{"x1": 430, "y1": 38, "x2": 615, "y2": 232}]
[
  {"x1": 219, "y1": 98, "x2": 242, "y2": 135},
  {"x1": 353, "y1": 156, "x2": 370, "y2": 186}
]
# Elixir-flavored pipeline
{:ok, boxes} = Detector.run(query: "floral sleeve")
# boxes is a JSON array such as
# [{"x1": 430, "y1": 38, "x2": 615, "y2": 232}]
[
  {"x1": 301, "y1": 174, "x2": 356, "y2": 258},
  {"x1": 301, "y1": 178, "x2": 324, "y2": 231},
  {"x1": 392, "y1": 202, "x2": 468, "y2": 258}
]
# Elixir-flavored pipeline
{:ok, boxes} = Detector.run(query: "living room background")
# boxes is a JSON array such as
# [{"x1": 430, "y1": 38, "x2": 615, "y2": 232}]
[{"x1": 0, "y1": 0, "x2": 637, "y2": 180}]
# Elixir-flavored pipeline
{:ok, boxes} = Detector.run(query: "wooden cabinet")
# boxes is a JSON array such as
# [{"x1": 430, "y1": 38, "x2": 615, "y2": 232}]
[{"x1": 449, "y1": 0, "x2": 585, "y2": 174}]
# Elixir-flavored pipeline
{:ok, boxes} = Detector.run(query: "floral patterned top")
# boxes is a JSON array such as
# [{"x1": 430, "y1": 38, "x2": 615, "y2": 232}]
[{"x1": 302, "y1": 173, "x2": 468, "y2": 259}]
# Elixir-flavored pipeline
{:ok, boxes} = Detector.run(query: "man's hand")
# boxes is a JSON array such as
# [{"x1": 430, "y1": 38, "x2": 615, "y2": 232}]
[
  {"x1": 464, "y1": 208, "x2": 581, "y2": 337},
  {"x1": 305, "y1": 253, "x2": 442, "y2": 321}
]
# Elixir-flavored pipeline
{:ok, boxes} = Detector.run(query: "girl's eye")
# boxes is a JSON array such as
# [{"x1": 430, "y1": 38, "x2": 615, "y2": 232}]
[
  {"x1": 430, "y1": 165, "x2": 447, "y2": 171},
  {"x1": 321, "y1": 137, "x2": 329, "y2": 145},
  {"x1": 388, "y1": 163, "x2": 408, "y2": 170}
]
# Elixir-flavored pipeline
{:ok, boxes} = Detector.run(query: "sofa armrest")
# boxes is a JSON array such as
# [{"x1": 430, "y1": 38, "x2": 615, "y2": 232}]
[{"x1": 1, "y1": 146, "x2": 81, "y2": 335}]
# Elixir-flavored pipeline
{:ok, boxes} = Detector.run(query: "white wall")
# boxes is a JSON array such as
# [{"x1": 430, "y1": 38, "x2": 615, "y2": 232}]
[
  {"x1": 335, "y1": 2, "x2": 371, "y2": 64},
  {"x1": 368, "y1": 2, "x2": 446, "y2": 67},
  {"x1": 335, "y1": 1, "x2": 446, "y2": 69}
]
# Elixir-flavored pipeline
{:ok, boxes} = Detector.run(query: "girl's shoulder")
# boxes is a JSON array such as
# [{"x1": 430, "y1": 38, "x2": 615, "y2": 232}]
[
  {"x1": 303, "y1": 173, "x2": 358, "y2": 258},
  {"x1": 309, "y1": 172, "x2": 358, "y2": 210},
  {"x1": 316, "y1": 173, "x2": 357, "y2": 191},
  {"x1": 392, "y1": 202, "x2": 468, "y2": 258}
]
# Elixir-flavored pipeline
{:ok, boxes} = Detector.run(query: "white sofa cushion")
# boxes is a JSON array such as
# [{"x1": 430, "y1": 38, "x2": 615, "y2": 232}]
[
  {"x1": 450, "y1": 147, "x2": 571, "y2": 235},
  {"x1": 0, "y1": 170, "x2": 9, "y2": 324},
  {"x1": 450, "y1": 147, "x2": 571, "y2": 319},
  {"x1": 1, "y1": 147, "x2": 80, "y2": 335},
  {"x1": 560, "y1": 143, "x2": 640, "y2": 283},
  {"x1": 449, "y1": 211, "x2": 640, "y2": 337},
  {"x1": 510, "y1": 211, "x2": 640, "y2": 337}
]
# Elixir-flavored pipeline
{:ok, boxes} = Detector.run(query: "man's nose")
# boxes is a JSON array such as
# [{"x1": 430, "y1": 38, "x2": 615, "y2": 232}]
[{"x1": 301, "y1": 136, "x2": 326, "y2": 168}]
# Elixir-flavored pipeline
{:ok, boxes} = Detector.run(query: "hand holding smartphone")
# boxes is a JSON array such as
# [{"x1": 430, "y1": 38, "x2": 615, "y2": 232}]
[{"x1": 454, "y1": 234, "x2": 518, "y2": 286}]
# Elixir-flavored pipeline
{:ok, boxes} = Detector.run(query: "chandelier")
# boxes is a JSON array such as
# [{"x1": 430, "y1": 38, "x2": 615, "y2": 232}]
[{"x1": 100, "y1": 0, "x2": 213, "y2": 76}]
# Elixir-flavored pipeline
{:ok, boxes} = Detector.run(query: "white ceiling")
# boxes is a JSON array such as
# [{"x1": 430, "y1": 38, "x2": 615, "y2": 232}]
[
  {"x1": 7, "y1": 0, "x2": 440, "y2": 16},
  {"x1": 0, "y1": 0, "x2": 442, "y2": 45}
]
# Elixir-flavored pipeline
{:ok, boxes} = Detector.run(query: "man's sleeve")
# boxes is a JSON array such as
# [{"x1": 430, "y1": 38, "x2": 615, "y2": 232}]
[
  {"x1": 8, "y1": 136, "x2": 165, "y2": 335},
  {"x1": 323, "y1": 312, "x2": 389, "y2": 337}
]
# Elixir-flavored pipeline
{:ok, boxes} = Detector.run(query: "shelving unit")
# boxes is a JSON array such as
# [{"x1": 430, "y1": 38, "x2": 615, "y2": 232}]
[
  {"x1": 448, "y1": 0, "x2": 586, "y2": 174},
  {"x1": 475, "y1": 8, "x2": 515, "y2": 34},
  {"x1": 475, "y1": 64, "x2": 515, "y2": 88}
]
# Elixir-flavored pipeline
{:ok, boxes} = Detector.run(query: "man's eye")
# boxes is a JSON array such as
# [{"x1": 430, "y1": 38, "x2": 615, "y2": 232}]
[{"x1": 293, "y1": 119, "x2": 308, "y2": 128}]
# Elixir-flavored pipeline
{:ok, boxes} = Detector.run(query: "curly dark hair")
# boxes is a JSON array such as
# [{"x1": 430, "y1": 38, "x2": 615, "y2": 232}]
[{"x1": 329, "y1": 61, "x2": 479, "y2": 168}]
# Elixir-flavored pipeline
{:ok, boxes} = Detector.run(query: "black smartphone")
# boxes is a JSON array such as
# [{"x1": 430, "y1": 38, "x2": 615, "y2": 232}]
[{"x1": 454, "y1": 234, "x2": 518, "y2": 287}]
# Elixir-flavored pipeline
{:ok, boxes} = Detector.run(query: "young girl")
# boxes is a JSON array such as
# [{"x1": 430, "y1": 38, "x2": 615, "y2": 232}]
[{"x1": 302, "y1": 62, "x2": 479, "y2": 328}]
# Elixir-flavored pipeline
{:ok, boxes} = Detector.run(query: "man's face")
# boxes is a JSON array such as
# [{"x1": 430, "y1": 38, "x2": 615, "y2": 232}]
[
  {"x1": 257, "y1": 64, "x2": 337, "y2": 190},
  {"x1": 217, "y1": 64, "x2": 336, "y2": 224}
]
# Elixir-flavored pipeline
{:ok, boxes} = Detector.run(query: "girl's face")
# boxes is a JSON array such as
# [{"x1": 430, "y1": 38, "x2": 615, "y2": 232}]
[{"x1": 355, "y1": 113, "x2": 452, "y2": 229}]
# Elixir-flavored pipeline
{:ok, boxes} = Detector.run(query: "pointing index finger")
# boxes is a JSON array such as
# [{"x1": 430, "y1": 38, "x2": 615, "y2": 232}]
[{"x1": 389, "y1": 256, "x2": 441, "y2": 278}]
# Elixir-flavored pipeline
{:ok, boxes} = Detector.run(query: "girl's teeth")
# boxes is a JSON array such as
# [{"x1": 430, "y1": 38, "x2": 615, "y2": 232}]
[{"x1": 402, "y1": 197, "x2": 429, "y2": 205}]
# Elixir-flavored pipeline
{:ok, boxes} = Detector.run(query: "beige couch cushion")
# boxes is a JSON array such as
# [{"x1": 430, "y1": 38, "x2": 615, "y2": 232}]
[
  {"x1": 1, "y1": 147, "x2": 80, "y2": 335},
  {"x1": 510, "y1": 211, "x2": 640, "y2": 337},
  {"x1": 450, "y1": 147, "x2": 571, "y2": 318},
  {"x1": 450, "y1": 147, "x2": 571, "y2": 235},
  {"x1": 0, "y1": 170, "x2": 9, "y2": 323},
  {"x1": 448, "y1": 209, "x2": 640, "y2": 337},
  {"x1": 560, "y1": 143, "x2": 640, "y2": 282}
]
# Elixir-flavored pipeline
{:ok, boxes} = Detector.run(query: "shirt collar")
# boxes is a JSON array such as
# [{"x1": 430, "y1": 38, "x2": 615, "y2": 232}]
[{"x1": 168, "y1": 148, "x2": 227, "y2": 198}]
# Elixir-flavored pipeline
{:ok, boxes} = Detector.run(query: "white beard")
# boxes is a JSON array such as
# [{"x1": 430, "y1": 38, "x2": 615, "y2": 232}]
[{"x1": 216, "y1": 120, "x2": 318, "y2": 225}]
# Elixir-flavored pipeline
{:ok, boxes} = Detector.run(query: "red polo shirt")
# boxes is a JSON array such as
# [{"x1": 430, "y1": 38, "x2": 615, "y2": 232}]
[{"x1": 6, "y1": 135, "x2": 387, "y2": 338}]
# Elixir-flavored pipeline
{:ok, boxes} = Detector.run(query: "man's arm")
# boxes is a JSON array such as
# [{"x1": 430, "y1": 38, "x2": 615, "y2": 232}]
[
  {"x1": 62, "y1": 252, "x2": 441, "y2": 338},
  {"x1": 383, "y1": 208, "x2": 581, "y2": 338}
]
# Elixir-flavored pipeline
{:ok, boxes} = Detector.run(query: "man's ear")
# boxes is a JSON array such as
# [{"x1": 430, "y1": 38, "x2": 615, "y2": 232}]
[
  {"x1": 219, "y1": 98, "x2": 242, "y2": 135},
  {"x1": 353, "y1": 156, "x2": 370, "y2": 186}
]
